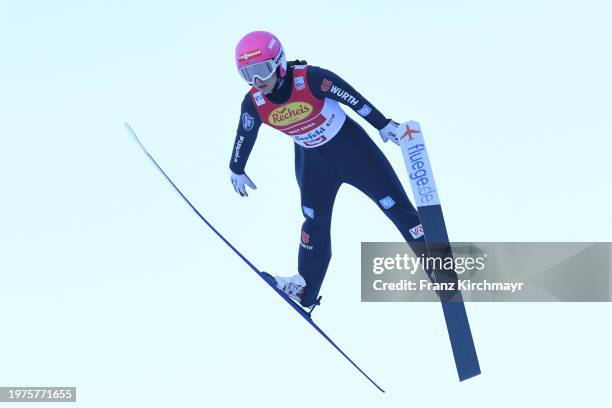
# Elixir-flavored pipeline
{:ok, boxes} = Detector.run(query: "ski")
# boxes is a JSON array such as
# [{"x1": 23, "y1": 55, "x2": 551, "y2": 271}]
[
  {"x1": 124, "y1": 122, "x2": 385, "y2": 393},
  {"x1": 398, "y1": 121, "x2": 481, "y2": 381}
]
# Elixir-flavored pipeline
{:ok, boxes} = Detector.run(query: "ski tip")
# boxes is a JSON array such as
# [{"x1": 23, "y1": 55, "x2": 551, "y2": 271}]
[{"x1": 124, "y1": 122, "x2": 142, "y2": 146}]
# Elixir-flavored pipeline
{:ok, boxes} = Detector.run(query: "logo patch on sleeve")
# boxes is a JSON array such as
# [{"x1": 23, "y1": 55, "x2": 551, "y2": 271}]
[
  {"x1": 241, "y1": 112, "x2": 255, "y2": 131},
  {"x1": 357, "y1": 104, "x2": 372, "y2": 117},
  {"x1": 321, "y1": 79, "x2": 332, "y2": 92}
]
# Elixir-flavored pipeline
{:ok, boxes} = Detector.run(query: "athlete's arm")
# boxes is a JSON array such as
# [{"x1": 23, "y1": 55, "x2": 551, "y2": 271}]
[
  {"x1": 306, "y1": 66, "x2": 391, "y2": 130},
  {"x1": 229, "y1": 93, "x2": 262, "y2": 174}
]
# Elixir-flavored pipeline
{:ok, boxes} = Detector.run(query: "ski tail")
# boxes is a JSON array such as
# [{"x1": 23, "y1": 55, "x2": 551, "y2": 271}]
[
  {"x1": 441, "y1": 300, "x2": 481, "y2": 381},
  {"x1": 124, "y1": 122, "x2": 385, "y2": 393},
  {"x1": 398, "y1": 121, "x2": 481, "y2": 381}
]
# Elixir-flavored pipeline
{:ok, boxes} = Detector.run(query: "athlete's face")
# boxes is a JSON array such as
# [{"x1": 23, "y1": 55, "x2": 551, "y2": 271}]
[{"x1": 253, "y1": 73, "x2": 277, "y2": 94}]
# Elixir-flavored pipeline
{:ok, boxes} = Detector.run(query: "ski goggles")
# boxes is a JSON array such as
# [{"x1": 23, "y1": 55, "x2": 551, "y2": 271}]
[{"x1": 238, "y1": 59, "x2": 277, "y2": 85}]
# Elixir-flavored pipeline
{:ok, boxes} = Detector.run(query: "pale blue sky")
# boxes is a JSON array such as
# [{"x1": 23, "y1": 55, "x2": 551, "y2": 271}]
[{"x1": 1, "y1": 1, "x2": 611, "y2": 407}]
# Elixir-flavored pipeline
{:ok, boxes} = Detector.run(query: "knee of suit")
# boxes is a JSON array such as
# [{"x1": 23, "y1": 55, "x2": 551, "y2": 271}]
[
  {"x1": 377, "y1": 196, "x2": 419, "y2": 221},
  {"x1": 387, "y1": 208, "x2": 421, "y2": 229},
  {"x1": 301, "y1": 205, "x2": 332, "y2": 227}
]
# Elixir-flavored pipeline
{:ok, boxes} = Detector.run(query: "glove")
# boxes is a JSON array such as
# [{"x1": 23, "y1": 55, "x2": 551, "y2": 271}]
[
  {"x1": 379, "y1": 120, "x2": 400, "y2": 145},
  {"x1": 231, "y1": 171, "x2": 257, "y2": 197}
]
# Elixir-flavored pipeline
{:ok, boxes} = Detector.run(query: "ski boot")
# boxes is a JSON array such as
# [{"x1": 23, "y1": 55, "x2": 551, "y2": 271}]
[{"x1": 261, "y1": 272, "x2": 307, "y2": 303}]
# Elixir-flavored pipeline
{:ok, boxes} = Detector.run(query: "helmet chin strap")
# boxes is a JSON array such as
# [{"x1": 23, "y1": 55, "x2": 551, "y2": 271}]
[{"x1": 274, "y1": 74, "x2": 284, "y2": 91}]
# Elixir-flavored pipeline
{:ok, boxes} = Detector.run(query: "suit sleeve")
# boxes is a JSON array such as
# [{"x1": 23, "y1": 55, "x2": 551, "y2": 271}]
[
  {"x1": 306, "y1": 66, "x2": 391, "y2": 130},
  {"x1": 229, "y1": 93, "x2": 262, "y2": 174}
]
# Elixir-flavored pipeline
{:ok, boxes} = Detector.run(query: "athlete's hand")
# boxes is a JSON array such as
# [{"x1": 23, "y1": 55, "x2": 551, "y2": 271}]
[
  {"x1": 379, "y1": 120, "x2": 400, "y2": 145},
  {"x1": 231, "y1": 171, "x2": 257, "y2": 197}
]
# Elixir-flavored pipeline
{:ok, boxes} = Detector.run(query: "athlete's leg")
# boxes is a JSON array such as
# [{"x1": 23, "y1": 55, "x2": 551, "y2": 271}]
[
  {"x1": 321, "y1": 119, "x2": 456, "y2": 298},
  {"x1": 333, "y1": 120, "x2": 425, "y2": 246},
  {"x1": 294, "y1": 145, "x2": 342, "y2": 307}
]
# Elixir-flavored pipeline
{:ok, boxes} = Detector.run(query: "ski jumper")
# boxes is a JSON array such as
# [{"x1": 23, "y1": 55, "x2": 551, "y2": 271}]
[{"x1": 230, "y1": 65, "x2": 425, "y2": 306}]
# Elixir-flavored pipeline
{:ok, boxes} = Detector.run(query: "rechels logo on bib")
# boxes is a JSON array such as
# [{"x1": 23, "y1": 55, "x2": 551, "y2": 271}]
[{"x1": 269, "y1": 102, "x2": 313, "y2": 126}]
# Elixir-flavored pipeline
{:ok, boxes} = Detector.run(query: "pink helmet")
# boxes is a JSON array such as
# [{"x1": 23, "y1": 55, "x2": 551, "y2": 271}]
[{"x1": 235, "y1": 31, "x2": 287, "y2": 84}]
